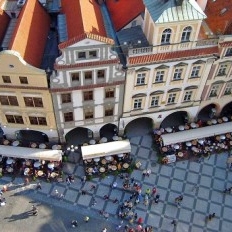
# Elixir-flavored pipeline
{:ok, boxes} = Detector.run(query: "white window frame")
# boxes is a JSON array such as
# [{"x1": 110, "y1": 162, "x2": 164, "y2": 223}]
[
  {"x1": 217, "y1": 64, "x2": 228, "y2": 76},
  {"x1": 161, "y1": 28, "x2": 172, "y2": 44},
  {"x1": 155, "y1": 70, "x2": 165, "y2": 82},
  {"x1": 133, "y1": 98, "x2": 142, "y2": 109},
  {"x1": 167, "y1": 93, "x2": 176, "y2": 104},
  {"x1": 136, "y1": 73, "x2": 146, "y2": 85},
  {"x1": 209, "y1": 85, "x2": 220, "y2": 97},
  {"x1": 183, "y1": 91, "x2": 192, "y2": 101},
  {"x1": 151, "y1": 96, "x2": 159, "y2": 107},
  {"x1": 225, "y1": 48, "x2": 232, "y2": 56},
  {"x1": 173, "y1": 68, "x2": 183, "y2": 80},
  {"x1": 224, "y1": 83, "x2": 232, "y2": 95},
  {"x1": 190, "y1": 66, "x2": 201, "y2": 78},
  {"x1": 181, "y1": 26, "x2": 192, "y2": 42}
]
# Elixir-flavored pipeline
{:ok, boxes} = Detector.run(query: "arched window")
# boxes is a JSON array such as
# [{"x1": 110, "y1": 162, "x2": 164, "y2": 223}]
[
  {"x1": 181, "y1": 26, "x2": 192, "y2": 42},
  {"x1": 161, "y1": 28, "x2": 172, "y2": 44}
]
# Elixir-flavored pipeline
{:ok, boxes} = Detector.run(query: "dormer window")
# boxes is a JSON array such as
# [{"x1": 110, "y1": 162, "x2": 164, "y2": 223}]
[
  {"x1": 225, "y1": 48, "x2": 232, "y2": 57},
  {"x1": 161, "y1": 28, "x2": 172, "y2": 44},
  {"x1": 181, "y1": 26, "x2": 192, "y2": 42}
]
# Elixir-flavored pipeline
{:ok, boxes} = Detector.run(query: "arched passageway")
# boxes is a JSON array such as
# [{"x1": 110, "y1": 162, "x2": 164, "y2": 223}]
[
  {"x1": 99, "y1": 123, "x2": 118, "y2": 142},
  {"x1": 197, "y1": 104, "x2": 217, "y2": 122},
  {"x1": 160, "y1": 111, "x2": 188, "y2": 130},
  {"x1": 124, "y1": 117, "x2": 153, "y2": 138},
  {"x1": 65, "y1": 127, "x2": 93, "y2": 146},
  {"x1": 220, "y1": 102, "x2": 232, "y2": 117}
]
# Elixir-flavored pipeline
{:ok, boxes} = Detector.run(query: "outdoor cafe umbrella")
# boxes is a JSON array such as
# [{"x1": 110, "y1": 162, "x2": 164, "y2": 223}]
[
  {"x1": 89, "y1": 139, "x2": 96, "y2": 145},
  {"x1": 100, "y1": 137, "x2": 107, "y2": 143},
  {"x1": 105, "y1": 156, "x2": 113, "y2": 161},
  {"x1": 34, "y1": 161, "x2": 41, "y2": 168},
  {"x1": 93, "y1": 157, "x2": 100, "y2": 162},
  {"x1": 186, "y1": 141, "x2": 192, "y2": 147},
  {"x1": 6, "y1": 158, "x2": 14, "y2": 165}
]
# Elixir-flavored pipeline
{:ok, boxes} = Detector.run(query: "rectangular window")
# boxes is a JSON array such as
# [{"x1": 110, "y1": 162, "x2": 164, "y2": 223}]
[
  {"x1": 83, "y1": 91, "x2": 93, "y2": 101},
  {"x1": 209, "y1": 85, "x2": 219, "y2": 97},
  {"x1": 29, "y1": 116, "x2": 47, "y2": 125},
  {"x1": 6, "y1": 115, "x2": 24, "y2": 124},
  {"x1": 151, "y1": 96, "x2": 159, "y2": 107},
  {"x1": 78, "y1": 52, "x2": 86, "y2": 59},
  {"x1": 71, "y1": 73, "x2": 79, "y2": 82},
  {"x1": 97, "y1": 70, "x2": 105, "y2": 79},
  {"x1": 89, "y1": 50, "x2": 97, "y2": 58},
  {"x1": 0, "y1": 96, "x2": 18, "y2": 106},
  {"x1": 190, "y1": 66, "x2": 200, "y2": 78},
  {"x1": 173, "y1": 68, "x2": 183, "y2": 80},
  {"x1": 2, "y1": 76, "x2": 11, "y2": 83},
  {"x1": 24, "y1": 97, "x2": 43, "y2": 107},
  {"x1": 217, "y1": 64, "x2": 227, "y2": 76},
  {"x1": 84, "y1": 110, "x2": 93, "y2": 119},
  {"x1": 224, "y1": 83, "x2": 232, "y2": 95},
  {"x1": 84, "y1": 71, "x2": 92, "y2": 81},
  {"x1": 167, "y1": 93, "x2": 176, "y2": 104},
  {"x1": 105, "y1": 108, "x2": 113, "y2": 116},
  {"x1": 183, "y1": 91, "x2": 192, "y2": 101},
  {"x1": 225, "y1": 48, "x2": 232, "y2": 56},
  {"x1": 136, "y1": 73, "x2": 146, "y2": 85},
  {"x1": 64, "y1": 112, "x2": 74, "y2": 122},
  {"x1": 61, "y1": 93, "x2": 71, "y2": 103},
  {"x1": 105, "y1": 88, "x2": 114, "y2": 98},
  {"x1": 133, "y1": 98, "x2": 142, "y2": 109},
  {"x1": 19, "y1": 76, "x2": 28, "y2": 84},
  {"x1": 155, "y1": 71, "x2": 164, "y2": 82}
]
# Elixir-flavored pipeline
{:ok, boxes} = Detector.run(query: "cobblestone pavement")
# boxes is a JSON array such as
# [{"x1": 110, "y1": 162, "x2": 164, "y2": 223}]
[{"x1": 1, "y1": 135, "x2": 232, "y2": 232}]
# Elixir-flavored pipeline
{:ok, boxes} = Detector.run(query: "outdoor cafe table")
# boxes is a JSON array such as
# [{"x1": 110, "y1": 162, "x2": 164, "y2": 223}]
[
  {"x1": 12, "y1": 140, "x2": 20, "y2": 147},
  {"x1": 99, "y1": 167, "x2": 106, "y2": 173},
  {"x1": 39, "y1": 143, "x2": 46, "y2": 149},
  {"x1": 3, "y1": 140, "x2": 10, "y2": 145},
  {"x1": 123, "y1": 163, "x2": 129, "y2": 169},
  {"x1": 6, "y1": 158, "x2": 14, "y2": 165},
  {"x1": 177, "y1": 152, "x2": 184, "y2": 158}
]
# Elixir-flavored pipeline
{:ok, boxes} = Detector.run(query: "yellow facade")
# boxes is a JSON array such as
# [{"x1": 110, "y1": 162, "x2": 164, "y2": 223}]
[{"x1": 0, "y1": 51, "x2": 57, "y2": 139}]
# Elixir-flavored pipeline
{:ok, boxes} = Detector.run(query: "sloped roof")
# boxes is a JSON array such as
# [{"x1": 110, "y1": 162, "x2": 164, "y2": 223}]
[
  {"x1": 59, "y1": 0, "x2": 109, "y2": 48},
  {"x1": 205, "y1": 0, "x2": 232, "y2": 35},
  {"x1": 143, "y1": 0, "x2": 206, "y2": 23},
  {"x1": 106, "y1": 0, "x2": 145, "y2": 31},
  {"x1": 128, "y1": 46, "x2": 218, "y2": 66},
  {"x1": 0, "y1": 2, "x2": 10, "y2": 44},
  {"x1": 8, "y1": 0, "x2": 51, "y2": 68},
  {"x1": 59, "y1": 32, "x2": 114, "y2": 50}
]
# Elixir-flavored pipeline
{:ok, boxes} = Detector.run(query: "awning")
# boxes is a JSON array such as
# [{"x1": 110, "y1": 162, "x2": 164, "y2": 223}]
[
  {"x1": 161, "y1": 122, "x2": 232, "y2": 146},
  {"x1": 81, "y1": 139, "x2": 131, "y2": 160},
  {"x1": 0, "y1": 145, "x2": 62, "y2": 161}
]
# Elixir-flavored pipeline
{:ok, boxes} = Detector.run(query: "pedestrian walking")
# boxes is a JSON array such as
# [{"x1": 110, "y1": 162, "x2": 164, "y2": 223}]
[
  {"x1": 36, "y1": 182, "x2": 42, "y2": 190},
  {"x1": 66, "y1": 176, "x2": 71, "y2": 185},
  {"x1": 103, "y1": 212, "x2": 109, "y2": 220},
  {"x1": 130, "y1": 177, "x2": 135, "y2": 184},
  {"x1": 171, "y1": 220, "x2": 177, "y2": 226},
  {"x1": 104, "y1": 195, "x2": 109, "y2": 200},
  {"x1": 134, "y1": 213, "x2": 138, "y2": 220},
  {"x1": 71, "y1": 220, "x2": 78, "y2": 227},
  {"x1": 81, "y1": 190, "x2": 86, "y2": 195},
  {"x1": 111, "y1": 181, "x2": 118, "y2": 189},
  {"x1": 146, "y1": 169, "x2": 151, "y2": 177},
  {"x1": 84, "y1": 216, "x2": 89, "y2": 223},
  {"x1": 138, "y1": 217, "x2": 143, "y2": 224},
  {"x1": 152, "y1": 187, "x2": 156, "y2": 195},
  {"x1": 81, "y1": 176, "x2": 86, "y2": 184},
  {"x1": 145, "y1": 188, "x2": 151, "y2": 196}
]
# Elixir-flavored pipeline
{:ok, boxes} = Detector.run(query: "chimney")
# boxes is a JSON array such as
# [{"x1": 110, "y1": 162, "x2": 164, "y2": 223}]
[{"x1": 196, "y1": 0, "x2": 208, "y2": 11}]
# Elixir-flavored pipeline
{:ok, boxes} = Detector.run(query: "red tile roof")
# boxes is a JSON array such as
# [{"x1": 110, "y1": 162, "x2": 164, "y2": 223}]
[
  {"x1": 55, "y1": 58, "x2": 119, "y2": 70},
  {"x1": 205, "y1": 0, "x2": 232, "y2": 35},
  {"x1": 106, "y1": 0, "x2": 145, "y2": 31},
  {"x1": 0, "y1": 4, "x2": 10, "y2": 44},
  {"x1": 220, "y1": 41, "x2": 232, "y2": 47},
  {"x1": 128, "y1": 46, "x2": 219, "y2": 66},
  {"x1": 59, "y1": 32, "x2": 114, "y2": 50},
  {"x1": 8, "y1": 0, "x2": 51, "y2": 68},
  {"x1": 60, "y1": 0, "x2": 109, "y2": 48}
]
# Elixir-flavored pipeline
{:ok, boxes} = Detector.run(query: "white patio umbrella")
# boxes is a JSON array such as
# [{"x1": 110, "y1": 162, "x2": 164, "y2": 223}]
[
  {"x1": 6, "y1": 158, "x2": 14, "y2": 165},
  {"x1": 94, "y1": 157, "x2": 100, "y2": 162},
  {"x1": 100, "y1": 137, "x2": 107, "y2": 143},
  {"x1": 105, "y1": 156, "x2": 113, "y2": 161},
  {"x1": 112, "y1": 135, "x2": 119, "y2": 141},
  {"x1": 117, "y1": 153, "x2": 124, "y2": 158},
  {"x1": 220, "y1": 135, "x2": 226, "y2": 140},
  {"x1": 198, "y1": 139, "x2": 204, "y2": 145},
  {"x1": 34, "y1": 161, "x2": 41, "y2": 168},
  {"x1": 186, "y1": 142, "x2": 192, "y2": 147},
  {"x1": 89, "y1": 139, "x2": 96, "y2": 145},
  {"x1": 174, "y1": 144, "x2": 180, "y2": 149},
  {"x1": 165, "y1": 127, "x2": 172, "y2": 133}
]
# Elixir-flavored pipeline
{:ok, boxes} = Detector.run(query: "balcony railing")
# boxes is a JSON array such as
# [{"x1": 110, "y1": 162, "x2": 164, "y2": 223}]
[{"x1": 128, "y1": 39, "x2": 219, "y2": 57}]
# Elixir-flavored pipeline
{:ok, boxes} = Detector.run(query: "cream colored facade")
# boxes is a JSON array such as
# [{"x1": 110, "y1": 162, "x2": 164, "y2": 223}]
[
  {"x1": 0, "y1": 51, "x2": 58, "y2": 140},
  {"x1": 119, "y1": 0, "x2": 218, "y2": 130},
  {"x1": 199, "y1": 35, "x2": 232, "y2": 116}
]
